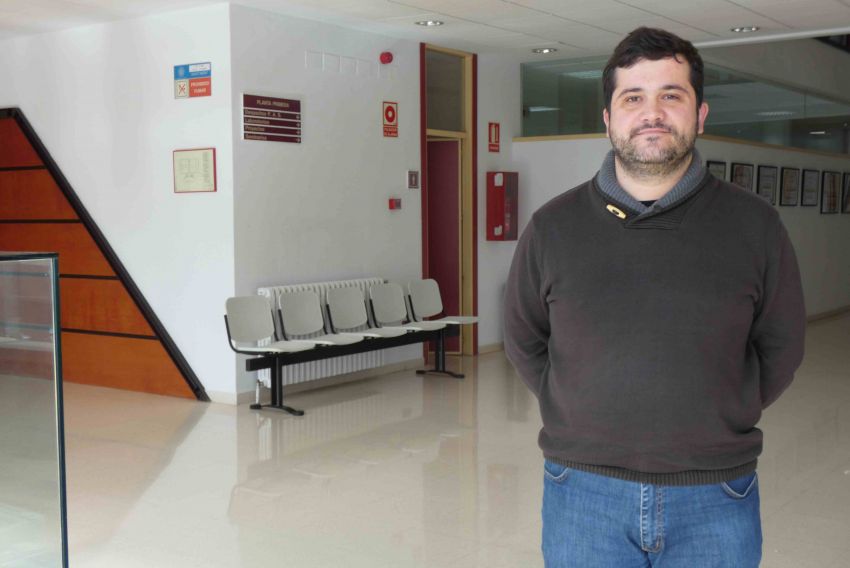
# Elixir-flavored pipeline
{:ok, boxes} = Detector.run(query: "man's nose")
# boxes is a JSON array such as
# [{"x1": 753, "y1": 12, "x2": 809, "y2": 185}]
[{"x1": 640, "y1": 99, "x2": 665, "y2": 123}]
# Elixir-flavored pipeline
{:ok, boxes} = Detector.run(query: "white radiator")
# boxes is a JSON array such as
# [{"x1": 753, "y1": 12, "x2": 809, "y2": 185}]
[{"x1": 257, "y1": 277, "x2": 385, "y2": 387}]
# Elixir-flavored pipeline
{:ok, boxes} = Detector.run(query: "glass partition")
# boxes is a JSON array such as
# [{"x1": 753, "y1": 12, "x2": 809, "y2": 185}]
[
  {"x1": 0, "y1": 252, "x2": 67, "y2": 567},
  {"x1": 426, "y1": 49, "x2": 465, "y2": 132},
  {"x1": 521, "y1": 57, "x2": 850, "y2": 154},
  {"x1": 521, "y1": 56, "x2": 607, "y2": 137}
]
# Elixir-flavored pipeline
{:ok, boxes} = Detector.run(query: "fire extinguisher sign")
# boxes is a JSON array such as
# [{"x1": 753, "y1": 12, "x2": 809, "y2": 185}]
[
  {"x1": 488, "y1": 122, "x2": 500, "y2": 152},
  {"x1": 383, "y1": 101, "x2": 398, "y2": 137}
]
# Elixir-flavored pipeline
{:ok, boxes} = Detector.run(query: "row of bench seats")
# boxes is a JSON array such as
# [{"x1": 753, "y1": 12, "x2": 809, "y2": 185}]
[{"x1": 224, "y1": 279, "x2": 477, "y2": 416}]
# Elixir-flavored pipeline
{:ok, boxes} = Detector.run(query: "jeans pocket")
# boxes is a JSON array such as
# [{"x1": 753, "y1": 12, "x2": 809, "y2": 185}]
[
  {"x1": 721, "y1": 471, "x2": 758, "y2": 499},
  {"x1": 543, "y1": 460, "x2": 571, "y2": 484}
]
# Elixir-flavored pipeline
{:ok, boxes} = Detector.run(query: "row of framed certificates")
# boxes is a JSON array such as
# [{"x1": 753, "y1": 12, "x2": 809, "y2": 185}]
[{"x1": 707, "y1": 160, "x2": 850, "y2": 214}]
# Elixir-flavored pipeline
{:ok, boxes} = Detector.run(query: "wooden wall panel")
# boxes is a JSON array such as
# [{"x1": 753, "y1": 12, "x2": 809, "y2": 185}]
[
  {"x1": 0, "y1": 224, "x2": 114, "y2": 276},
  {"x1": 60, "y1": 278, "x2": 154, "y2": 336},
  {"x1": 0, "y1": 110, "x2": 203, "y2": 400},
  {"x1": 0, "y1": 170, "x2": 77, "y2": 219},
  {"x1": 61, "y1": 332, "x2": 195, "y2": 398},
  {"x1": 0, "y1": 119, "x2": 42, "y2": 168}
]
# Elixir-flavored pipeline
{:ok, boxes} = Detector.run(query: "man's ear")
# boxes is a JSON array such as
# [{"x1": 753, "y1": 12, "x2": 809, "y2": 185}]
[
  {"x1": 697, "y1": 102, "x2": 709, "y2": 135},
  {"x1": 603, "y1": 108, "x2": 610, "y2": 138}
]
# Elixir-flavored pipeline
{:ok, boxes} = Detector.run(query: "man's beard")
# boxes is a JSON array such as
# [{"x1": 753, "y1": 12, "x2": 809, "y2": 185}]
[{"x1": 610, "y1": 120, "x2": 696, "y2": 178}]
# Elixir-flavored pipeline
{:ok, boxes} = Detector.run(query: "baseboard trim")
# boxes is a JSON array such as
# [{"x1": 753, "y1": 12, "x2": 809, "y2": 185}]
[
  {"x1": 234, "y1": 357, "x2": 426, "y2": 405},
  {"x1": 208, "y1": 390, "x2": 240, "y2": 405},
  {"x1": 808, "y1": 305, "x2": 850, "y2": 324},
  {"x1": 478, "y1": 342, "x2": 503, "y2": 354}
]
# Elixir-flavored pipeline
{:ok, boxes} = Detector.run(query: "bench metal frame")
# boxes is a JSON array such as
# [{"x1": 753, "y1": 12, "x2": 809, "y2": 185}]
[{"x1": 242, "y1": 326, "x2": 461, "y2": 415}]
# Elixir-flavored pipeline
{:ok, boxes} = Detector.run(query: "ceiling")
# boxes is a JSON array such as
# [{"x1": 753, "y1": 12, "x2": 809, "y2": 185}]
[{"x1": 3, "y1": 0, "x2": 850, "y2": 58}]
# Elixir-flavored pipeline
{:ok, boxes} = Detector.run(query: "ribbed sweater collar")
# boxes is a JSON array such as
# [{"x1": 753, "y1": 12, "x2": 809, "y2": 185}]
[{"x1": 596, "y1": 148, "x2": 707, "y2": 214}]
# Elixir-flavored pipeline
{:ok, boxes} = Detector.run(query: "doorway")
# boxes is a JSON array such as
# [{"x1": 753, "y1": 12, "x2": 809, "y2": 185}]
[
  {"x1": 420, "y1": 44, "x2": 477, "y2": 355},
  {"x1": 426, "y1": 139, "x2": 461, "y2": 352}
]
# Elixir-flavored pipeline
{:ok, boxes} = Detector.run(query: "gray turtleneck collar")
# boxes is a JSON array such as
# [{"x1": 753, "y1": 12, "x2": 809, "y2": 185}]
[{"x1": 595, "y1": 148, "x2": 707, "y2": 214}]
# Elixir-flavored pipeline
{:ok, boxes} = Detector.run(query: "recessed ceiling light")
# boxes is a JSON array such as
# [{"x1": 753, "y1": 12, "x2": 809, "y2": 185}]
[
  {"x1": 527, "y1": 106, "x2": 560, "y2": 112},
  {"x1": 809, "y1": 130, "x2": 827, "y2": 135},
  {"x1": 415, "y1": 20, "x2": 443, "y2": 27},
  {"x1": 731, "y1": 26, "x2": 759, "y2": 33},
  {"x1": 755, "y1": 110, "x2": 794, "y2": 117},
  {"x1": 532, "y1": 48, "x2": 558, "y2": 54}
]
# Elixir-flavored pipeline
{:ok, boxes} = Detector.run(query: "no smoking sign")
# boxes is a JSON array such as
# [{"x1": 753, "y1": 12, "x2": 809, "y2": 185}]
[{"x1": 383, "y1": 101, "x2": 398, "y2": 138}]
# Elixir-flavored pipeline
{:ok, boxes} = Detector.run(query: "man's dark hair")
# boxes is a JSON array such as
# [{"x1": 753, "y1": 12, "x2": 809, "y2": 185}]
[{"x1": 602, "y1": 27, "x2": 704, "y2": 112}]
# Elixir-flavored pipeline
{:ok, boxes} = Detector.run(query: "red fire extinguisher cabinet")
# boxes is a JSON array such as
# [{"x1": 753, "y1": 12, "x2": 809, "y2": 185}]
[{"x1": 486, "y1": 171, "x2": 518, "y2": 241}]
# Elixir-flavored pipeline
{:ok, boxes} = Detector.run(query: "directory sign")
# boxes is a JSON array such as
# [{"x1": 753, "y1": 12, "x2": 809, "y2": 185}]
[{"x1": 242, "y1": 94, "x2": 302, "y2": 143}]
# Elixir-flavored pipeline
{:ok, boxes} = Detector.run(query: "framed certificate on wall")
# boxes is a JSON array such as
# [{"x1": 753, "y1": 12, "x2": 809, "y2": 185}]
[
  {"x1": 173, "y1": 148, "x2": 217, "y2": 193},
  {"x1": 801, "y1": 169, "x2": 819, "y2": 207},
  {"x1": 756, "y1": 165, "x2": 778, "y2": 205},
  {"x1": 843, "y1": 173, "x2": 850, "y2": 214},
  {"x1": 707, "y1": 160, "x2": 726, "y2": 181},
  {"x1": 821, "y1": 171, "x2": 840, "y2": 214},
  {"x1": 730, "y1": 163, "x2": 754, "y2": 191},
  {"x1": 779, "y1": 167, "x2": 800, "y2": 206}
]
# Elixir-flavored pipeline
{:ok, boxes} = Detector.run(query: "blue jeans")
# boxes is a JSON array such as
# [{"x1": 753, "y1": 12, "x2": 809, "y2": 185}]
[{"x1": 542, "y1": 461, "x2": 762, "y2": 567}]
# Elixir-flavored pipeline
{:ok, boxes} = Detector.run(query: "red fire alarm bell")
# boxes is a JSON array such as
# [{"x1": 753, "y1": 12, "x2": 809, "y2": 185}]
[
  {"x1": 486, "y1": 172, "x2": 518, "y2": 240},
  {"x1": 380, "y1": 52, "x2": 393, "y2": 64}
]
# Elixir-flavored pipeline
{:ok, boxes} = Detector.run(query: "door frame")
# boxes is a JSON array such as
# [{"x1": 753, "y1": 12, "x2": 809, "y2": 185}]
[{"x1": 419, "y1": 43, "x2": 478, "y2": 355}]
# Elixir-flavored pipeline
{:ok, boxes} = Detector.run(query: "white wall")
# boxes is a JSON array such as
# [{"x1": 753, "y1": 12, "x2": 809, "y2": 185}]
[
  {"x1": 229, "y1": 5, "x2": 423, "y2": 393},
  {"x1": 698, "y1": 137, "x2": 850, "y2": 316},
  {"x1": 0, "y1": 5, "x2": 237, "y2": 399},
  {"x1": 485, "y1": 135, "x2": 850, "y2": 348},
  {"x1": 476, "y1": 53, "x2": 523, "y2": 349}
]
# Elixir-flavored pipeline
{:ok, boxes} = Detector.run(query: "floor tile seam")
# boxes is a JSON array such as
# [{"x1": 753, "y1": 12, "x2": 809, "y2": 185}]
[
  {"x1": 474, "y1": 502, "x2": 541, "y2": 517},
  {"x1": 763, "y1": 535, "x2": 850, "y2": 556},
  {"x1": 761, "y1": 493, "x2": 824, "y2": 514},
  {"x1": 420, "y1": 520, "x2": 539, "y2": 542},
  {"x1": 360, "y1": 498, "x2": 472, "y2": 518},
  {"x1": 447, "y1": 542, "x2": 546, "y2": 564},
  {"x1": 777, "y1": 476, "x2": 850, "y2": 498},
  {"x1": 764, "y1": 531, "x2": 850, "y2": 552},
  {"x1": 302, "y1": 518, "x2": 425, "y2": 537},
  {"x1": 327, "y1": 532, "x2": 481, "y2": 563},
  {"x1": 439, "y1": 545, "x2": 530, "y2": 568},
  {"x1": 760, "y1": 483, "x2": 838, "y2": 501},
  {"x1": 760, "y1": 466, "x2": 846, "y2": 488},
  {"x1": 765, "y1": 507, "x2": 850, "y2": 528},
  {"x1": 768, "y1": 503, "x2": 850, "y2": 528}
]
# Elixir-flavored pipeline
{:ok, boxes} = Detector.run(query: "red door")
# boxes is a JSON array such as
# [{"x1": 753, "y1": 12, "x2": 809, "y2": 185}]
[{"x1": 426, "y1": 140, "x2": 461, "y2": 352}]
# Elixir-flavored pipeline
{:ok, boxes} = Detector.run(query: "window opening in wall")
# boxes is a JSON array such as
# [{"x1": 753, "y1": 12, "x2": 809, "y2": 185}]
[
  {"x1": 521, "y1": 57, "x2": 850, "y2": 154},
  {"x1": 426, "y1": 49, "x2": 465, "y2": 133}
]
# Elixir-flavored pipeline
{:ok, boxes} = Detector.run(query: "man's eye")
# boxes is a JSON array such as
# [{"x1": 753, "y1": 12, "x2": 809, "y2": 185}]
[
  {"x1": 625, "y1": 96, "x2": 640, "y2": 103},
  {"x1": 663, "y1": 94, "x2": 680, "y2": 100}
]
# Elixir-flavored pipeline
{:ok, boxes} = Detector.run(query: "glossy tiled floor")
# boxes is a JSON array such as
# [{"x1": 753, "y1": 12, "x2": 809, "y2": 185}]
[{"x1": 61, "y1": 313, "x2": 850, "y2": 567}]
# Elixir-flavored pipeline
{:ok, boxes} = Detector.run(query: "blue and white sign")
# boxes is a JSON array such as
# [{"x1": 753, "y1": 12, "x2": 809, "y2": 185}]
[
  {"x1": 174, "y1": 62, "x2": 212, "y2": 99},
  {"x1": 174, "y1": 62, "x2": 211, "y2": 80}
]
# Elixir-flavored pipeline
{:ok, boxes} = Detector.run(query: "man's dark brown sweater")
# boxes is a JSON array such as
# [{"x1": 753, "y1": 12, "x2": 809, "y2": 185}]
[{"x1": 503, "y1": 153, "x2": 806, "y2": 486}]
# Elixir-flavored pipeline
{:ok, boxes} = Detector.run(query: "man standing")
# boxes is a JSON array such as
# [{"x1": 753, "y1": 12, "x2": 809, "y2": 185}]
[{"x1": 504, "y1": 28, "x2": 805, "y2": 567}]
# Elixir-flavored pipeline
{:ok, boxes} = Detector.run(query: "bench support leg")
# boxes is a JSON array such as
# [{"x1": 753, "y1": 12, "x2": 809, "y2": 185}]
[
  {"x1": 250, "y1": 355, "x2": 305, "y2": 416},
  {"x1": 416, "y1": 329, "x2": 464, "y2": 379}
]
